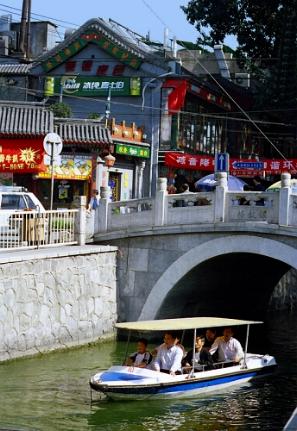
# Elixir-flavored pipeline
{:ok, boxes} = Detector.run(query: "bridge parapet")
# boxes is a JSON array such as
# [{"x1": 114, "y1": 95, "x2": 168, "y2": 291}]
[{"x1": 94, "y1": 172, "x2": 296, "y2": 234}]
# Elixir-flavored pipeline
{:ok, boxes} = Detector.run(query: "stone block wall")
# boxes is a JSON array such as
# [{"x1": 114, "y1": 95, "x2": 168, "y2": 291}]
[{"x1": 0, "y1": 246, "x2": 117, "y2": 362}]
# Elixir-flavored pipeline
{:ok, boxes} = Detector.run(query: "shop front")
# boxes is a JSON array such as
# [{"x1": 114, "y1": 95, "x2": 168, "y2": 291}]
[
  {"x1": 36, "y1": 154, "x2": 92, "y2": 209},
  {"x1": 0, "y1": 137, "x2": 46, "y2": 192},
  {"x1": 107, "y1": 120, "x2": 151, "y2": 200}
]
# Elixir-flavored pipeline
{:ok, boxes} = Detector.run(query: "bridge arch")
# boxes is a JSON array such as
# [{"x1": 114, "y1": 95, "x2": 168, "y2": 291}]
[{"x1": 139, "y1": 235, "x2": 297, "y2": 320}]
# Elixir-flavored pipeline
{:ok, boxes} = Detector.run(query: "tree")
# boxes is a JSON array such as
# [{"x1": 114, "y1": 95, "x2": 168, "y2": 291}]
[
  {"x1": 49, "y1": 102, "x2": 72, "y2": 118},
  {"x1": 182, "y1": 0, "x2": 285, "y2": 62},
  {"x1": 182, "y1": 0, "x2": 297, "y2": 117}
]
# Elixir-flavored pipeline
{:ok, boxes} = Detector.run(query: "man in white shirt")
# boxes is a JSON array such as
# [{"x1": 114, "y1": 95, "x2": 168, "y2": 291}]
[
  {"x1": 153, "y1": 332, "x2": 183, "y2": 375},
  {"x1": 209, "y1": 327, "x2": 244, "y2": 363}
]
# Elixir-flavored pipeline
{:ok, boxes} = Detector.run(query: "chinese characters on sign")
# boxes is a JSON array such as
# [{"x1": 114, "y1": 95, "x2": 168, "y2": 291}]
[
  {"x1": 38, "y1": 155, "x2": 92, "y2": 180},
  {"x1": 115, "y1": 144, "x2": 150, "y2": 158},
  {"x1": 49, "y1": 76, "x2": 142, "y2": 97},
  {"x1": 0, "y1": 139, "x2": 44, "y2": 173},
  {"x1": 164, "y1": 152, "x2": 297, "y2": 175}
]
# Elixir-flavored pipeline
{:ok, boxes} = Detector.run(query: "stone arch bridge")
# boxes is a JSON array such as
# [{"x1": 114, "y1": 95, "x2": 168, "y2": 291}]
[{"x1": 92, "y1": 174, "x2": 297, "y2": 321}]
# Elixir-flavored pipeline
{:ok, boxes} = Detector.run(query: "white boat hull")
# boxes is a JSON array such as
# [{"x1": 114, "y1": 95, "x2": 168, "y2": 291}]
[{"x1": 90, "y1": 353, "x2": 277, "y2": 401}]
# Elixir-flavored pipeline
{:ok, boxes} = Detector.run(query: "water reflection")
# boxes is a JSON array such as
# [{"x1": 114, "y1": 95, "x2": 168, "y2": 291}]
[{"x1": 0, "y1": 313, "x2": 296, "y2": 430}]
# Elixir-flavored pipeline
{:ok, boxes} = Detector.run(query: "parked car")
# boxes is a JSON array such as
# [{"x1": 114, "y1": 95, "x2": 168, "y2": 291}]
[{"x1": 0, "y1": 186, "x2": 45, "y2": 226}]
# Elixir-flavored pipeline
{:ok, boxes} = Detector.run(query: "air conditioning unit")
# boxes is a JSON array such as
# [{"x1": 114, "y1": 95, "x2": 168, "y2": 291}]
[{"x1": 234, "y1": 72, "x2": 250, "y2": 88}]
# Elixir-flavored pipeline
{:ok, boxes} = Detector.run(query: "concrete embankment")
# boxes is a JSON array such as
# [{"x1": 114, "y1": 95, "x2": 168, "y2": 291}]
[{"x1": 0, "y1": 245, "x2": 117, "y2": 362}]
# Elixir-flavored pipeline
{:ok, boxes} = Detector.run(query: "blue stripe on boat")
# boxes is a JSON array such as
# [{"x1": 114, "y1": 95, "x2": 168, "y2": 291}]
[
  {"x1": 101, "y1": 371, "x2": 146, "y2": 382},
  {"x1": 157, "y1": 371, "x2": 257, "y2": 393}
]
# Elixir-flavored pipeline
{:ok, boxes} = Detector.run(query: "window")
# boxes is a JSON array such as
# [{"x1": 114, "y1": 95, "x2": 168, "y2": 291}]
[
  {"x1": 82, "y1": 60, "x2": 93, "y2": 72},
  {"x1": 112, "y1": 64, "x2": 125, "y2": 76},
  {"x1": 96, "y1": 64, "x2": 109, "y2": 75},
  {"x1": 65, "y1": 61, "x2": 76, "y2": 72},
  {"x1": 1, "y1": 194, "x2": 27, "y2": 209},
  {"x1": 24, "y1": 195, "x2": 37, "y2": 210}
]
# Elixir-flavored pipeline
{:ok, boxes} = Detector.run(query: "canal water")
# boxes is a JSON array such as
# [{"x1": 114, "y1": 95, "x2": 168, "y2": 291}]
[{"x1": 0, "y1": 313, "x2": 296, "y2": 431}]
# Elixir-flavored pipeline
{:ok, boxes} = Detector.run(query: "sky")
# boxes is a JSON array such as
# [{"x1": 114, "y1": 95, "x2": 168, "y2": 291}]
[{"x1": 4, "y1": 0, "x2": 237, "y2": 49}]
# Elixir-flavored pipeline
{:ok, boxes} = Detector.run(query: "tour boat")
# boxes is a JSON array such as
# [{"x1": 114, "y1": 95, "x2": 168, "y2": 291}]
[{"x1": 89, "y1": 317, "x2": 277, "y2": 401}]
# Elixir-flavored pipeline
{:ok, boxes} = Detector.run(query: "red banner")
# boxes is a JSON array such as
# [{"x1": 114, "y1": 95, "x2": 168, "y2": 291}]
[
  {"x1": 0, "y1": 138, "x2": 45, "y2": 173},
  {"x1": 164, "y1": 152, "x2": 297, "y2": 176},
  {"x1": 163, "y1": 79, "x2": 188, "y2": 114}
]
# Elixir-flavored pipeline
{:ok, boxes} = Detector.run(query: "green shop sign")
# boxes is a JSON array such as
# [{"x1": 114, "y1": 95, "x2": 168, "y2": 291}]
[
  {"x1": 48, "y1": 76, "x2": 142, "y2": 97},
  {"x1": 115, "y1": 143, "x2": 150, "y2": 158}
]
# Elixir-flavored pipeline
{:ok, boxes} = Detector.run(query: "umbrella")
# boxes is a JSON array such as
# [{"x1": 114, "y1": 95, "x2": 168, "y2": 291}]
[
  {"x1": 266, "y1": 179, "x2": 297, "y2": 192},
  {"x1": 195, "y1": 174, "x2": 247, "y2": 191}
]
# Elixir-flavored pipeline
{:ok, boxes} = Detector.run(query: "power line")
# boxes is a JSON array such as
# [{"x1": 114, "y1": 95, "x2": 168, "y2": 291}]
[
  {"x1": 141, "y1": 0, "x2": 291, "y2": 162},
  {"x1": 0, "y1": 3, "x2": 79, "y2": 28},
  {"x1": 1, "y1": 80, "x2": 294, "y2": 129}
]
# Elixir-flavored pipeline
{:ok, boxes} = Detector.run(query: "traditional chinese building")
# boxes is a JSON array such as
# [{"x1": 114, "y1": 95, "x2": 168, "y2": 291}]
[{"x1": 30, "y1": 18, "x2": 170, "y2": 196}]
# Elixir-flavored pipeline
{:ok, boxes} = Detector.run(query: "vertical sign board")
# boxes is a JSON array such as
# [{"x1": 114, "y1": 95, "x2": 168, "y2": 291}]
[{"x1": 215, "y1": 153, "x2": 229, "y2": 173}]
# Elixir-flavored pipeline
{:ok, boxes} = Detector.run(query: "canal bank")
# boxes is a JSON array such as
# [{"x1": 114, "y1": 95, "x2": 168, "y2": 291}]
[{"x1": 0, "y1": 245, "x2": 117, "y2": 362}]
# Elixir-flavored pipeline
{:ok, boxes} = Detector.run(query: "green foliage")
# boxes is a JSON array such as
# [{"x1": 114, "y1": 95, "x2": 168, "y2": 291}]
[
  {"x1": 87, "y1": 112, "x2": 101, "y2": 120},
  {"x1": 182, "y1": 0, "x2": 297, "y2": 119},
  {"x1": 51, "y1": 219, "x2": 73, "y2": 230},
  {"x1": 49, "y1": 102, "x2": 72, "y2": 118}
]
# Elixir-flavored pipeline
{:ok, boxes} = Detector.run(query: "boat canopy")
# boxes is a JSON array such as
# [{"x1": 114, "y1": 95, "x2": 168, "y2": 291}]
[{"x1": 115, "y1": 317, "x2": 262, "y2": 332}]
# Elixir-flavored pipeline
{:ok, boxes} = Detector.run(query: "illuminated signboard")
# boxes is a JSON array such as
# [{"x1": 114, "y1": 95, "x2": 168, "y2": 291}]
[
  {"x1": 115, "y1": 143, "x2": 150, "y2": 158},
  {"x1": 45, "y1": 76, "x2": 141, "y2": 97}
]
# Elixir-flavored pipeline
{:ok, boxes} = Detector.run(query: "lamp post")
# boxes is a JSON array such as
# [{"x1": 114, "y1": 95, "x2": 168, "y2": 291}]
[
  {"x1": 141, "y1": 71, "x2": 175, "y2": 196},
  {"x1": 141, "y1": 71, "x2": 175, "y2": 111}
]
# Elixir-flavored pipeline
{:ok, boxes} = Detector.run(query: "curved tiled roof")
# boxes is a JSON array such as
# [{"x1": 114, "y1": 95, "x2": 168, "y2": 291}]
[
  {"x1": 0, "y1": 104, "x2": 53, "y2": 135},
  {"x1": 33, "y1": 18, "x2": 167, "y2": 69},
  {"x1": 54, "y1": 119, "x2": 112, "y2": 145},
  {"x1": 0, "y1": 64, "x2": 31, "y2": 75}
]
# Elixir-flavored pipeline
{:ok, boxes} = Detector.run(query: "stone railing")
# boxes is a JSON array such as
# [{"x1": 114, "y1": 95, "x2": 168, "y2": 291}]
[{"x1": 94, "y1": 173, "x2": 297, "y2": 234}]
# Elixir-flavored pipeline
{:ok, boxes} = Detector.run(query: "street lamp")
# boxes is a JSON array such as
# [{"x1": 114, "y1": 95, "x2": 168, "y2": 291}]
[{"x1": 141, "y1": 71, "x2": 175, "y2": 111}]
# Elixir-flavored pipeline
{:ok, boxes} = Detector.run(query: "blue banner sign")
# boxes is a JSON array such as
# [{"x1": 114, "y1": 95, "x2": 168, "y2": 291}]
[{"x1": 232, "y1": 161, "x2": 265, "y2": 170}]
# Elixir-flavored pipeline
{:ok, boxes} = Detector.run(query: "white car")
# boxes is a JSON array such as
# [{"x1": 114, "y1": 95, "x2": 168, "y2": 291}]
[{"x1": 0, "y1": 186, "x2": 45, "y2": 227}]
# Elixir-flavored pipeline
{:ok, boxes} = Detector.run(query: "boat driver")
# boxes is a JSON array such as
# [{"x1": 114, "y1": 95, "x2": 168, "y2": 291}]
[
  {"x1": 152, "y1": 332, "x2": 184, "y2": 375},
  {"x1": 209, "y1": 327, "x2": 244, "y2": 364}
]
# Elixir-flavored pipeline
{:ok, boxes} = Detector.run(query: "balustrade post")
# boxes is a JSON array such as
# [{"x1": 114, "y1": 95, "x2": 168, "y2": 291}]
[
  {"x1": 154, "y1": 177, "x2": 167, "y2": 226},
  {"x1": 214, "y1": 172, "x2": 228, "y2": 222},
  {"x1": 75, "y1": 195, "x2": 86, "y2": 245},
  {"x1": 279, "y1": 172, "x2": 291, "y2": 226},
  {"x1": 97, "y1": 186, "x2": 110, "y2": 232}
]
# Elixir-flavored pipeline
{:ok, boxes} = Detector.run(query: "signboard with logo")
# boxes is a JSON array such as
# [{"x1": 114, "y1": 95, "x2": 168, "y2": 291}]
[
  {"x1": 47, "y1": 76, "x2": 142, "y2": 97},
  {"x1": 38, "y1": 154, "x2": 92, "y2": 180},
  {"x1": 115, "y1": 143, "x2": 150, "y2": 158},
  {"x1": 0, "y1": 138, "x2": 44, "y2": 173}
]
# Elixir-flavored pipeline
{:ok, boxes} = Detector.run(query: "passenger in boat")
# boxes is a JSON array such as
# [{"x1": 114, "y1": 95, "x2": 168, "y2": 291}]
[
  {"x1": 182, "y1": 335, "x2": 214, "y2": 372},
  {"x1": 209, "y1": 327, "x2": 244, "y2": 364},
  {"x1": 151, "y1": 334, "x2": 185, "y2": 357},
  {"x1": 125, "y1": 338, "x2": 152, "y2": 368},
  {"x1": 204, "y1": 328, "x2": 217, "y2": 349},
  {"x1": 152, "y1": 332, "x2": 184, "y2": 375}
]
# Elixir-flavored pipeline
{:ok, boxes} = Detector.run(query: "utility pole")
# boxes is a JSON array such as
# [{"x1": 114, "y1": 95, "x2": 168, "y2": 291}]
[{"x1": 19, "y1": 0, "x2": 31, "y2": 59}]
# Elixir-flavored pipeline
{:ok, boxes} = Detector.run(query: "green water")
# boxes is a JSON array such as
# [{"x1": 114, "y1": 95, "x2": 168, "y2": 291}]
[{"x1": 0, "y1": 314, "x2": 297, "y2": 430}]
